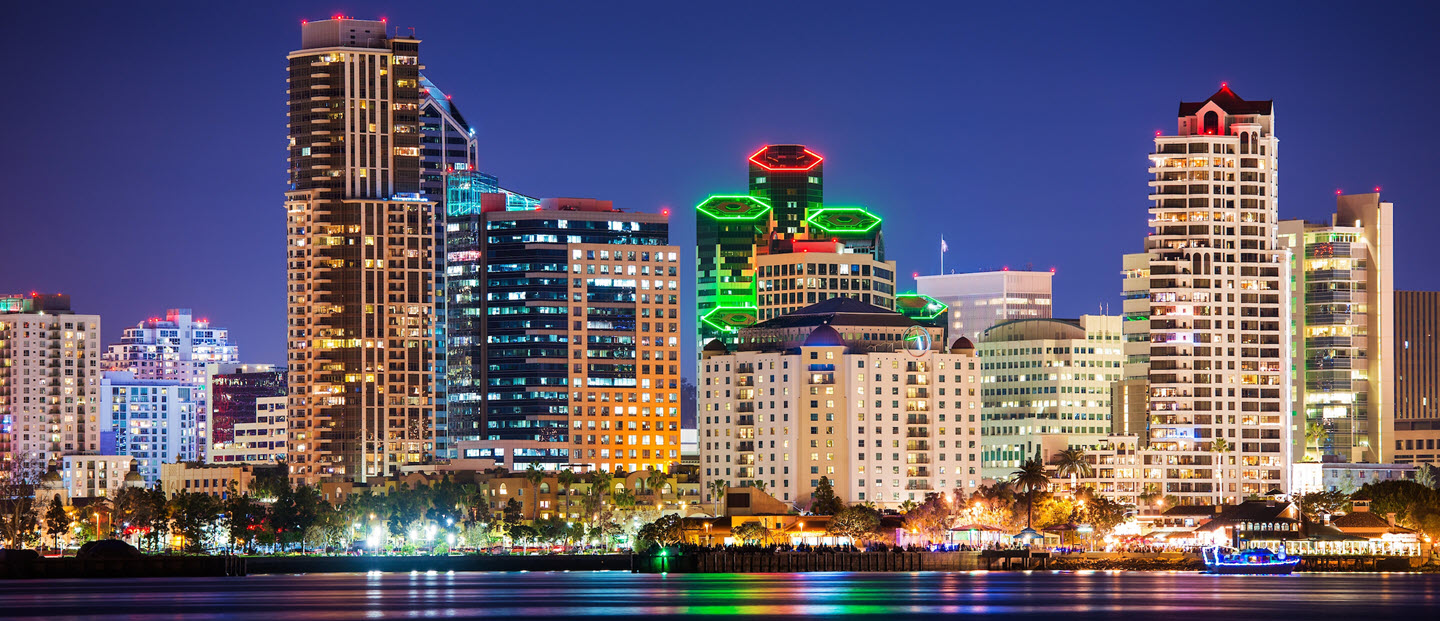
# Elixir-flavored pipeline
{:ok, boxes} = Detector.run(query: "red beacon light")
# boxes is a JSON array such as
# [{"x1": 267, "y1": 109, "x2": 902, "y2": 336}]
[
  {"x1": 660, "y1": 208, "x2": 670, "y2": 217},
  {"x1": 1374, "y1": 186, "x2": 1381, "y2": 192},
  {"x1": 1336, "y1": 189, "x2": 1343, "y2": 195}
]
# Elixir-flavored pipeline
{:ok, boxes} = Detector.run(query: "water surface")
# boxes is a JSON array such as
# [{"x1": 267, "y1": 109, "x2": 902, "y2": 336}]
[{"x1": 0, "y1": 571, "x2": 1435, "y2": 619}]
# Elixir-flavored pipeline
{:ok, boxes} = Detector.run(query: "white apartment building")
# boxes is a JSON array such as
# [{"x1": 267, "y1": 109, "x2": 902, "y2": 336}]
[
  {"x1": 916, "y1": 270, "x2": 1053, "y2": 343},
  {"x1": 103, "y1": 308, "x2": 238, "y2": 462},
  {"x1": 699, "y1": 298, "x2": 983, "y2": 512},
  {"x1": 1131, "y1": 85, "x2": 1292, "y2": 504},
  {"x1": 100, "y1": 372, "x2": 201, "y2": 485},
  {"x1": 209, "y1": 396, "x2": 288, "y2": 464},
  {"x1": 978, "y1": 315, "x2": 1124, "y2": 479},
  {"x1": 0, "y1": 294, "x2": 102, "y2": 471}
]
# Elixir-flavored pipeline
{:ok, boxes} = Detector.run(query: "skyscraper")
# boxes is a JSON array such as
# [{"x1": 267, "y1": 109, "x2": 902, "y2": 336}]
[
  {"x1": 100, "y1": 372, "x2": 199, "y2": 485},
  {"x1": 0, "y1": 294, "x2": 101, "y2": 476},
  {"x1": 697, "y1": 145, "x2": 892, "y2": 347},
  {"x1": 446, "y1": 196, "x2": 680, "y2": 472},
  {"x1": 286, "y1": 17, "x2": 439, "y2": 484},
  {"x1": 916, "y1": 270, "x2": 1054, "y2": 342},
  {"x1": 205, "y1": 363, "x2": 287, "y2": 463},
  {"x1": 1129, "y1": 85, "x2": 1291, "y2": 504},
  {"x1": 1279, "y1": 192, "x2": 1395, "y2": 463}
]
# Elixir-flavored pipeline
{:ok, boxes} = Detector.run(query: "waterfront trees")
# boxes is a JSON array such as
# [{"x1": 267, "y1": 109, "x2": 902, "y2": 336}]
[
  {"x1": 810, "y1": 477, "x2": 843, "y2": 515},
  {"x1": 828, "y1": 504, "x2": 881, "y2": 547},
  {"x1": 732, "y1": 521, "x2": 771, "y2": 545},
  {"x1": 1010, "y1": 458, "x2": 1050, "y2": 531}
]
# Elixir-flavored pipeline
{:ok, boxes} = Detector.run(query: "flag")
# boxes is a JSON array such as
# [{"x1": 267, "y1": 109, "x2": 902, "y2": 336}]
[{"x1": 941, "y1": 237, "x2": 948, "y2": 253}]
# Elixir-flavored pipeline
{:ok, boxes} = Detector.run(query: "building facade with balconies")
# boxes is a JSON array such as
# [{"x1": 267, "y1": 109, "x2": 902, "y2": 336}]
[
  {"x1": 0, "y1": 294, "x2": 102, "y2": 474},
  {"x1": 1279, "y1": 192, "x2": 1395, "y2": 464},
  {"x1": 698, "y1": 298, "x2": 982, "y2": 512},
  {"x1": 1129, "y1": 85, "x2": 1292, "y2": 504}
]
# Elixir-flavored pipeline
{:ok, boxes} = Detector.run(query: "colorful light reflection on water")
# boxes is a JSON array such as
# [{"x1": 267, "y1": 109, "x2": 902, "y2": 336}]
[{"x1": 0, "y1": 570, "x2": 1436, "y2": 620}]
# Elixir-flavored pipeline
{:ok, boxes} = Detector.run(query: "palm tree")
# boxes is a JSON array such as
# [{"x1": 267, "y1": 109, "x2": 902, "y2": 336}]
[
  {"x1": 1053, "y1": 448, "x2": 1093, "y2": 497},
  {"x1": 645, "y1": 468, "x2": 669, "y2": 500},
  {"x1": 752, "y1": 480, "x2": 768, "y2": 495},
  {"x1": 1010, "y1": 458, "x2": 1050, "y2": 530},
  {"x1": 557, "y1": 469, "x2": 579, "y2": 520},
  {"x1": 524, "y1": 464, "x2": 546, "y2": 521},
  {"x1": 1211, "y1": 437, "x2": 1231, "y2": 505},
  {"x1": 708, "y1": 479, "x2": 728, "y2": 517}
]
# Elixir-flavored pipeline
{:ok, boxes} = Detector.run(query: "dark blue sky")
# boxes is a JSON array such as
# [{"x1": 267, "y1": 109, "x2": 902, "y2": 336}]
[{"x1": 4, "y1": 2, "x2": 1438, "y2": 372}]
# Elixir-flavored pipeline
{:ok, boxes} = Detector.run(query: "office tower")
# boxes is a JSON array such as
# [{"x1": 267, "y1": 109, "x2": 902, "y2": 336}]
[
  {"x1": 206, "y1": 364, "x2": 288, "y2": 463},
  {"x1": 100, "y1": 372, "x2": 199, "y2": 485},
  {"x1": 441, "y1": 170, "x2": 537, "y2": 455},
  {"x1": 286, "y1": 18, "x2": 439, "y2": 483},
  {"x1": 1278, "y1": 192, "x2": 1395, "y2": 463},
  {"x1": 446, "y1": 196, "x2": 680, "y2": 473},
  {"x1": 696, "y1": 146, "x2": 891, "y2": 348},
  {"x1": 103, "y1": 308, "x2": 239, "y2": 462},
  {"x1": 1394, "y1": 291, "x2": 1440, "y2": 465},
  {"x1": 1134, "y1": 85, "x2": 1290, "y2": 504},
  {"x1": 418, "y1": 77, "x2": 480, "y2": 460},
  {"x1": 977, "y1": 315, "x2": 1124, "y2": 480},
  {"x1": 698, "y1": 298, "x2": 982, "y2": 511},
  {"x1": 0, "y1": 294, "x2": 102, "y2": 476},
  {"x1": 915, "y1": 270, "x2": 1054, "y2": 343}
]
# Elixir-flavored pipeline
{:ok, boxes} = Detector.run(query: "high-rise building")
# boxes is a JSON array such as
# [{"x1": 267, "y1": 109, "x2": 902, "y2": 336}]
[
  {"x1": 1279, "y1": 192, "x2": 1395, "y2": 463},
  {"x1": 1130, "y1": 85, "x2": 1291, "y2": 504},
  {"x1": 286, "y1": 17, "x2": 441, "y2": 484},
  {"x1": 103, "y1": 308, "x2": 239, "y2": 461},
  {"x1": 0, "y1": 294, "x2": 102, "y2": 475},
  {"x1": 1394, "y1": 291, "x2": 1440, "y2": 465},
  {"x1": 696, "y1": 146, "x2": 891, "y2": 347},
  {"x1": 205, "y1": 363, "x2": 287, "y2": 463},
  {"x1": 445, "y1": 196, "x2": 680, "y2": 472},
  {"x1": 698, "y1": 298, "x2": 982, "y2": 511},
  {"x1": 99, "y1": 372, "x2": 200, "y2": 485},
  {"x1": 103, "y1": 309, "x2": 238, "y2": 383},
  {"x1": 977, "y1": 315, "x2": 1124, "y2": 479},
  {"x1": 441, "y1": 169, "x2": 537, "y2": 455},
  {"x1": 915, "y1": 270, "x2": 1054, "y2": 343}
]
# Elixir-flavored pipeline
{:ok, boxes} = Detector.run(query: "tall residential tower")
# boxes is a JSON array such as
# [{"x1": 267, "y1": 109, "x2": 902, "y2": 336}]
[
  {"x1": 285, "y1": 18, "x2": 438, "y2": 484},
  {"x1": 1129, "y1": 85, "x2": 1291, "y2": 504}
]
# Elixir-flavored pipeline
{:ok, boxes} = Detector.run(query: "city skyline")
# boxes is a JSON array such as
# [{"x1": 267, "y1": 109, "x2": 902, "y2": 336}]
[{"x1": 4, "y1": 2, "x2": 1440, "y2": 373}]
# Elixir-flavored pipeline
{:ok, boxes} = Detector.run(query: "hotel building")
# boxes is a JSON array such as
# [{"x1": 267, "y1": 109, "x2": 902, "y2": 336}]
[
  {"x1": 696, "y1": 146, "x2": 892, "y2": 346},
  {"x1": 1278, "y1": 192, "x2": 1395, "y2": 463},
  {"x1": 699, "y1": 298, "x2": 982, "y2": 511}
]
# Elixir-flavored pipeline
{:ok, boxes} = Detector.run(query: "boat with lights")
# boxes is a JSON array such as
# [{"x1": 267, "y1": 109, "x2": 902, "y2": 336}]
[{"x1": 1202, "y1": 546, "x2": 1300, "y2": 575}]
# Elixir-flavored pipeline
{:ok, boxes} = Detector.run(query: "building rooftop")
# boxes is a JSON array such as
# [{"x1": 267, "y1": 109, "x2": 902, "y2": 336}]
[
  {"x1": 1178, "y1": 84, "x2": 1273, "y2": 117},
  {"x1": 749, "y1": 297, "x2": 917, "y2": 331}
]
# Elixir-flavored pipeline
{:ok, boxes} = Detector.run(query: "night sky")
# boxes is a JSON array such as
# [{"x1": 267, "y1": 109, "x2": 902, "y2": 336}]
[{"x1": 4, "y1": 2, "x2": 1438, "y2": 374}]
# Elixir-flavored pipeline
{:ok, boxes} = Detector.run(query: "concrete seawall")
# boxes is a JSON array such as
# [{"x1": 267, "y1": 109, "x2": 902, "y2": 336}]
[{"x1": 247, "y1": 554, "x2": 634, "y2": 574}]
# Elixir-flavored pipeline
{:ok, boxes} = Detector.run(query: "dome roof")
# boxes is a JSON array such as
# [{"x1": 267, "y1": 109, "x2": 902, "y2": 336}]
[
  {"x1": 125, "y1": 471, "x2": 145, "y2": 483},
  {"x1": 702, "y1": 338, "x2": 730, "y2": 353},
  {"x1": 949, "y1": 336, "x2": 975, "y2": 353},
  {"x1": 802, "y1": 324, "x2": 845, "y2": 348},
  {"x1": 40, "y1": 469, "x2": 61, "y2": 484}
]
